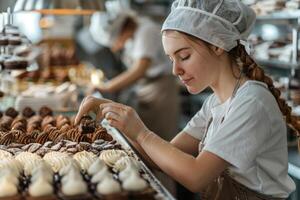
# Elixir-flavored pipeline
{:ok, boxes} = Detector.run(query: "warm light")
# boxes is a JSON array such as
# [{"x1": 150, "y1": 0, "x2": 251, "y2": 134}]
[
  {"x1": 14, "y1": 0, "x2": 105, "y2": 15},
  {"x1": 91, "y1": 69, "x2": 104, "y2": 86},
  {"x1": 39, "y1": 16, "x2": 55, "y2": 29},
  {"x1": 36, "y1": 9, "x2": 96, "y2": 15}
]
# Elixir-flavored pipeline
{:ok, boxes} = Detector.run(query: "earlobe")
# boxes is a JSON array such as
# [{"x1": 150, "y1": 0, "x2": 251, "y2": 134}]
[{"x1": 211, "y1": 46, "x2": 224, "y2": 56}]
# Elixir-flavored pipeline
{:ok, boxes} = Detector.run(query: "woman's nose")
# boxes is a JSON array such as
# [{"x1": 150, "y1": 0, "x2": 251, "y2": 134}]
[{"x1": 172, "y1": 61, "x2": 184, "y2": 76}]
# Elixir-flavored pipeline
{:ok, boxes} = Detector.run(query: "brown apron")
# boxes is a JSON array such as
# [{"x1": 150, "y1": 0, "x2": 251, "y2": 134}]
[
  {"x1": 135, "y1": 75, "x2": 180, "y2": 141},
  {"x1": 200, "y1": 171, "x2": 286, "y2": 200}
]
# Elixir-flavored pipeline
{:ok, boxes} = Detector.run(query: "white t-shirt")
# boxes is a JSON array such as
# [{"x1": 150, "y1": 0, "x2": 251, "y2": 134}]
[
  {"x1": 122, "y1": 17, "x2": 171, "y2": 78},
  {"x1": 183, "y1": 80, "x2": 295, "y2": 198}
]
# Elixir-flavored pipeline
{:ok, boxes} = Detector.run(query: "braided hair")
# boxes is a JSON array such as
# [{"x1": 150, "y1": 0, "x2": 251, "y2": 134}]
[{"x1": 229, "y1": 43, "x2": 300, "y2": 147}]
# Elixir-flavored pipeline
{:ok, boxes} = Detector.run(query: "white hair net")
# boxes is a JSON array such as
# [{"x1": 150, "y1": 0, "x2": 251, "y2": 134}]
[
  {"x1": 161, "y1": 0, "x2": 256, "y2": 51},
  {"x1": 90, "y1": 11, "x2": 136, "y2": 47}
]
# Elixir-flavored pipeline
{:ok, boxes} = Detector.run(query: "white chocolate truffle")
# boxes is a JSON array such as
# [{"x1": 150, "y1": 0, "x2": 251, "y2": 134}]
[
  {"x1": 61, "y1": 168, "x2": 82, "y2": 184},
  {"x1": 59, "y1": 161, "x2": 80, "y2": 176},
  {"x1": 1, "y1": 172, "x2": 19, "y2": 186},
  {"x1": 113, "y1": 156, "x2": 140, "y2": 172},
  {"x1": 29, "y1": 178, "x2": 54, "y2": 197},
  {"x1": 62, "y1": 179, "x2": 87, "y2": 196},
  {"x1": 122, "y1": 173, "x2": 148, "y2": 192},
  {"x1": 97, "y1": 177, "x2": 121, "y2": 195},
  {"x1": 0, "y1": 178, "x2": 18, "y2": 197},
  {"x1": 31, "y1": 170, "x2": 53, "y2": 184},
  {"x1": 91, "y1": 167, "x2": 112, "y2": 184},
  {"x1": 100, "y1": 150, "x2": 126, "y2": 167},
  {"x1": 0, "y1": 149, "x2": 12, "y2": 160},
  {"x1": 43, "y1": 152, "x2": 73, "y2": 172},
  {"x1": 73, "y1": 151, "x2": 97, "y2": 171},
  {"x1": 88, "y1": 159, "x2": 106, "y2": 175},
  {"x1": 119, "y1": 166, "x2": 139, "y2": 182},
  {"x1": 24, "y1": 159, "x2": 44, "y2": 176},
  {"x1": 31, "y1": 161, "x2": 53, "y2": 175},
  {"x1": 0, "y1": 159, "x2": 22, "y2": 176}
]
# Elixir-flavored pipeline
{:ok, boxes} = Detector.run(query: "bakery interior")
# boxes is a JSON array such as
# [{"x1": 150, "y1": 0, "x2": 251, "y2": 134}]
[{"x1": 0, "y1": 0, "x2": 300, "y2": 200}]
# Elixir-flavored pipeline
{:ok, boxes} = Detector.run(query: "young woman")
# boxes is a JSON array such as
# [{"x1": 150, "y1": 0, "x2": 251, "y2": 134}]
[{"x1": 76, "y1": 0, "x2": 299, "y2": 199}]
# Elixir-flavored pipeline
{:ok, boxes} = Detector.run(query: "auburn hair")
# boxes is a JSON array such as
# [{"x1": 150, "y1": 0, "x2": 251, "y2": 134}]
[{"x1": 228, "y1": 43, "x2": 300, "y2": 146}]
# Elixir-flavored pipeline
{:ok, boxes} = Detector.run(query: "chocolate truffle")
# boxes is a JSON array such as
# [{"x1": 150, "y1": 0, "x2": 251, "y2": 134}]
[
  {"x1": 79, "y1": 116, "x2": 96, "y2": 134},
  {"x1": 39, "y1": 106, "x2": 53, "y2": 118},
  {"x1": 22, "y1": 107, "x2": 36, "y2": 118},
  {"x1": 5, "y1": 107, "x2": 19, "y2": 119}
]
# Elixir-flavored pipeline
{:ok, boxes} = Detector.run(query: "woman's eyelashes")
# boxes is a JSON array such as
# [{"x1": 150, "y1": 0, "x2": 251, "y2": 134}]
[
  {"x1": 168, "y1": 53, "x2": 190, "y2": 63},
  {"x1": 180, "y1": 55, "x2": 190, "y2": 61}
]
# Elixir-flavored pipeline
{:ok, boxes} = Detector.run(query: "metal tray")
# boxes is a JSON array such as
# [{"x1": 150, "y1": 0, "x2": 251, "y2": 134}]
[{"x1": 102, "y1": 121, "x2": 176, "y2": 200}]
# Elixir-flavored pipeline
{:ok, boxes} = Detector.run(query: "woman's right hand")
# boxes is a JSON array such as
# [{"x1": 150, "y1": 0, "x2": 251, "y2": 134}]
[{"x1": 75, "y1": 95, "x2": 111, "y2": 125}]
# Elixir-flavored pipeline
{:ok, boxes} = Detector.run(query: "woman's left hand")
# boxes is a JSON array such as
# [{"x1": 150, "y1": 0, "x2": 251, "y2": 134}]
[{"x1": 100, "y1": 102, "x2": 150, "y2": 141}]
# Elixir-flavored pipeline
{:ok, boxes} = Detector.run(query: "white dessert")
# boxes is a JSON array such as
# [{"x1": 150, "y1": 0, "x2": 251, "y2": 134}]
[
  {"x1": 97, "y1": 177, "x2": 121, "y2": 195},
  {"x1": 31, "y1": 161, "x2": 53, "y2": 175},
  {"x1": 91, "y1": 166, "x2": 113, "y2": 183},
  {"x1": 29, "y1": 178, "x2": 54, "y2": 197},
  {"x1": 88, "y1": 159, "x2": 106, "y2": 175},
  {"x1": 24, "y1": 159, "x2": 44, "y2": 176},
  {"x1": 73, "y1": 151, "x2": 97, "y2": 171},
  {"x1": 0, "y1": 178, "x2": 18, "y2": 197},
  {"x1": 119, "y1": 165, "x2": 139, "y2": 182},
  {"x1": 31, "y1": 169, "x2": 53, "y2": 184},
  {"x1": 0, "y1": 149, "x2": 12, "y2": 160},
  {"x1": 0, "y1": 171, "x2": 19, "y2": 186},
  {"x1": 59, "y1": 160, "x2": 80, "y2": 176},
  {"x1": 62, "y1": 178, "x2": 88, "y2": 196},
  {"x1": 113, "y1": 156, "x2": 140, "y2": 172},
  {"x1": 43, "y1": 152, "x2": 74, "y2": 172},
  {"x1": 100, "y1": 150, "x2": 127, "y2": 167},
  {"x1": 122, "y1": 173, "x2": 148, "y2": 192},
  {"x1": 61, "y1": 168, "x2": 83, "y2": 184},
  {"x1": 15, "y1": 152, "x2": 42, "y2": 168}
]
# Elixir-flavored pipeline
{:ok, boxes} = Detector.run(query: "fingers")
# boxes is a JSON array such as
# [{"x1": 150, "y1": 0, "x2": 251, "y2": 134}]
[
  {"x1": 100, "y1": 102, "x2": 125, "y2": 111},
  {"x1": 75, "y1": 96, "x2": 94, "y2": 125},
  {"x1": 96, "y1": 106, "x2": 103, "y2": 121},
  {"x1": 104, "y1": 111, "x2": 122, "y2": 121}
]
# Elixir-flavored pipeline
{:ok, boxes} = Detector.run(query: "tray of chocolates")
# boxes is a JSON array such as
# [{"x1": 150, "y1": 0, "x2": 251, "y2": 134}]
[{"x1": 0, "y1": 106, "x2": 175, "y2": 200}]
